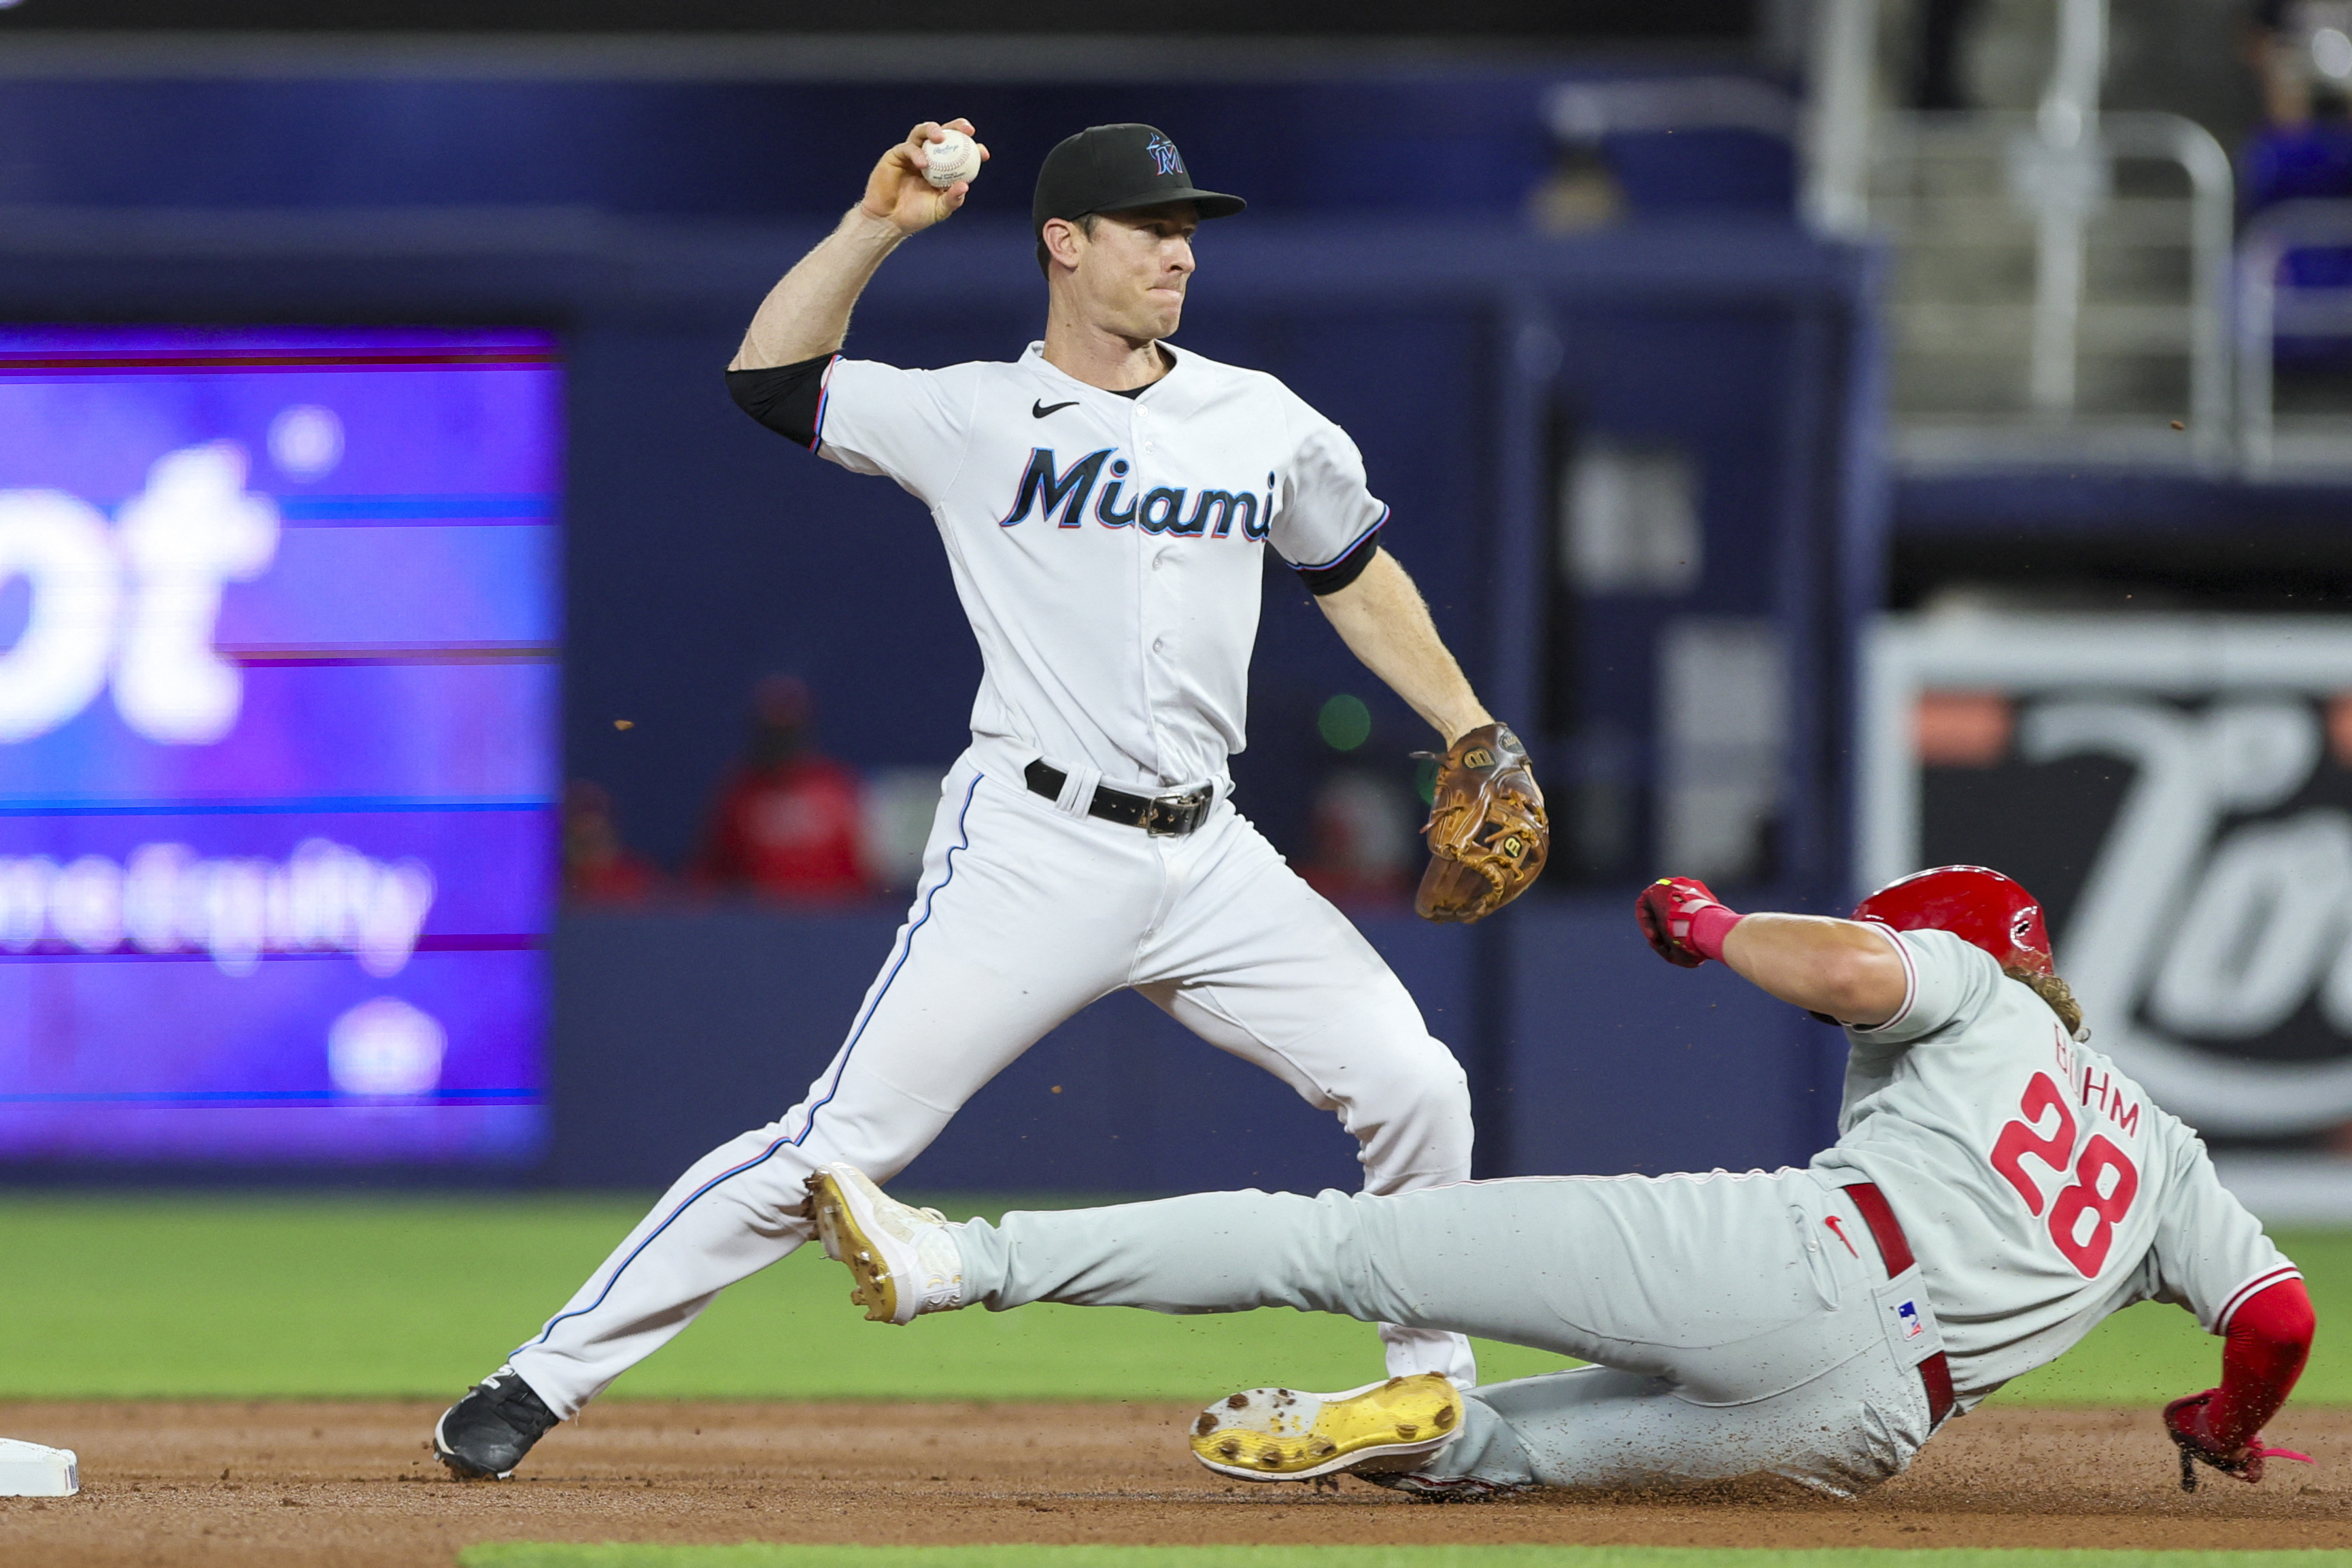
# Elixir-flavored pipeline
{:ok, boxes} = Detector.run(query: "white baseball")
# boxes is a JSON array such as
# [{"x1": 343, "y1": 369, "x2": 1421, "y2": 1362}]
[{"x1": 923, "y1": 129, "x2": 981, "y2": 190}]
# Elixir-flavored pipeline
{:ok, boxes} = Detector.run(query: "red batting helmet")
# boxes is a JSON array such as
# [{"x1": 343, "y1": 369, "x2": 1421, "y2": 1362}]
[{"x1": 1852, "y1": 865, "x2": 2053, "y2": 976}]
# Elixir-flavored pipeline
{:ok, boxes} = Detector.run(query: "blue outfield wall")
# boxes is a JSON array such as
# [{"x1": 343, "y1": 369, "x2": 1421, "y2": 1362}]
[
  {"x1": 1500, "y1": 904, "x2": 1848, "y2": 1179},
  {"x1": 0, "y1": 211, "x2": 1878, "y2": 1185},
  {"x1": 0, "y1": 69, "x2": 1877, "y2": 1184},
  {"x1": 549, "y1": 902, "x2": 1838, "y2": 1192},
  {"x1": 0, "y1": 67, "x2": 1790, "y2": 227}
]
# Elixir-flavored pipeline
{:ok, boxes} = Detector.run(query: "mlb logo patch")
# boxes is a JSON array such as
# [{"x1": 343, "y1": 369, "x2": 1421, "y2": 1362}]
[{"x1": 1897, "y1": 1300, "x2": 1926, "y2": 1340}]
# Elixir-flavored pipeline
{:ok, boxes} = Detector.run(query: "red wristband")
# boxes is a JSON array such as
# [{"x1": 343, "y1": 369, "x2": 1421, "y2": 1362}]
[{"x1": 1686, "y1": 904, "x2": 1744, "y2": 964}]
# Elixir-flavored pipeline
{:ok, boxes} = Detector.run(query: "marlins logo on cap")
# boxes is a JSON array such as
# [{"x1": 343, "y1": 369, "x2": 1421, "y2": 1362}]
[{"x1": 1030, "y1": 123, "x2": 1247, "y2": 238}]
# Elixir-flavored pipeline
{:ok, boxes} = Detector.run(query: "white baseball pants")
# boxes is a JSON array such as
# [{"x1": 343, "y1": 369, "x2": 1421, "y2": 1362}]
[
  {"x1": 954, "y1": 1167, "x2": 1945, "y2": 1496},
  {"x1": 511, "y1": 752, "x2": 1476, "y2": 1415}
]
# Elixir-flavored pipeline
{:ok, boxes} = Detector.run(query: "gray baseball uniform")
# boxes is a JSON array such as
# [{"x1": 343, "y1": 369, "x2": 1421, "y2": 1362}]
[{"x1": 941, "y1": 927, "x2": 2299, "y2": 1494}]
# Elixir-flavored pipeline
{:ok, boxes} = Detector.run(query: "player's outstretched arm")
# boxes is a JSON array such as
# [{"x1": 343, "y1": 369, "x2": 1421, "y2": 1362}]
[
  {"x1": 1313, "y1": 549, "x2": 1492, "y2": 744},
  {"x1": 2164, "y1": 1276, "x2": 2315, "y2": 1488},
  {"x1": 730, "y1": 119, "x2": 989, "y2": 371},
  {"x1": 1635, "y1": 879, "x2": 1908, "y2": 1027}
]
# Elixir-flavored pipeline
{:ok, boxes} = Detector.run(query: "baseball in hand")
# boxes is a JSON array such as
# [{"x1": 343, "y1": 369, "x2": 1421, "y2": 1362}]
[{"x1": 923, "y1": 129, "x2": 981, "y2": 189}]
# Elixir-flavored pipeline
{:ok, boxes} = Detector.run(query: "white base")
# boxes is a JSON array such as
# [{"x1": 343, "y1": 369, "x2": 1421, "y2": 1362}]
[{"x1": 0, "y1": 1438, "x2": 79, "y2": 1497}]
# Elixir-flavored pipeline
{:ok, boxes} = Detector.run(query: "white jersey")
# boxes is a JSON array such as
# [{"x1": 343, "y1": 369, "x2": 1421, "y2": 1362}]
[
  {"x1": 504, "y1": 330, "x2": 1485, "y2": 1425},
  {"x1": 812, "y1": 341, "x2": 1388, "y2": 794},
  {"x1": 1812, "y1": 929, "x2": 2299, "y2": 1407}
]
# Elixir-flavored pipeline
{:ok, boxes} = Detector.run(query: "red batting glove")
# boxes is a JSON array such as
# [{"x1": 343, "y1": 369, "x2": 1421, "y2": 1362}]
[
  {"x1": 2164, "y1": 1391, "x2": 2312, "y2": 1490},
  {"x1": 1635, "y1": 877, "x2": 1743, "y2": 968}
]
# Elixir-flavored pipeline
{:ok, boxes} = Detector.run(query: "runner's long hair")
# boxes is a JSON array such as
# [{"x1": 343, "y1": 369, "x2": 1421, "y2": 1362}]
[{"x1": 2005, "y1": 966, "x2": 2085, "y2": 1040}]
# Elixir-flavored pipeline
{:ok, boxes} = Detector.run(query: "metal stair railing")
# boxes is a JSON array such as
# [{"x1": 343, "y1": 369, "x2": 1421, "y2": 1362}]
[
  {"x1": 1866, "y1": 109, "x2": 2235, "y2": 470},
  {"x1": 2236, "y1": 199, "x2": 2352, "y2": 475}
]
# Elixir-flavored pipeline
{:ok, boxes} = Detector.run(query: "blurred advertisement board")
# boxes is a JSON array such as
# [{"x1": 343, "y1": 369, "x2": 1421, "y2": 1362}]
[
  {"x1": 1862, "y1": 613, "x2": 2352, "y2": 1217},
  {"x1": 0, "y1": 327, "x2": 558, "y2": 1165}
]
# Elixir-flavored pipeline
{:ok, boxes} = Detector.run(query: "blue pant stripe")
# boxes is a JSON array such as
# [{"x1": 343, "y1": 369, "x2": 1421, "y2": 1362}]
[
  {"x1": 519, "y1": 771, "x2": 983, "y2": 1356},
  {"x1": 791, "y1": 770, "x2": 981, "y2": 1144}
]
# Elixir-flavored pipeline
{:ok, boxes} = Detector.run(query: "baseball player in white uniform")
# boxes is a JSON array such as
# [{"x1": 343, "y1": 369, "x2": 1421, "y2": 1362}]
[
  {"x1": 433, "y1": 119, "x2": 1527, "y2": 1477},
  {"x1": 802, "y1": 866, "x2": 2315, "y2": 1499}
]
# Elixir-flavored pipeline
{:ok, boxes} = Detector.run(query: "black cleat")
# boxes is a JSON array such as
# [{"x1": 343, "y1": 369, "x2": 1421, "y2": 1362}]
[{"x1": 433, "y1": 1365, "x2": 558, "y2": 1480}]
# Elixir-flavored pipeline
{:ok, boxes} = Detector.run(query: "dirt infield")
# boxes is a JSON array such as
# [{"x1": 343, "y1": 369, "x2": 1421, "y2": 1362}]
[{"x1": 0, "y1": 1400, "x2": 2347, "y2": 1567}]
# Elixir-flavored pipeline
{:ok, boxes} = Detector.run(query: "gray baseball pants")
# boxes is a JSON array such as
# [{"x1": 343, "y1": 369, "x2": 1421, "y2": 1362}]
[{"x1": 953, "y1": 1166, "x2": 1946, "y2": 1496}]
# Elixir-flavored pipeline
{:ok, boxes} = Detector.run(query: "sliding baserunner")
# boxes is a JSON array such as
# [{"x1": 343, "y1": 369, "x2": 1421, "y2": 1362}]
[{"x1": 804, "y1": 866, "x2": 2314, "y2": 1498}]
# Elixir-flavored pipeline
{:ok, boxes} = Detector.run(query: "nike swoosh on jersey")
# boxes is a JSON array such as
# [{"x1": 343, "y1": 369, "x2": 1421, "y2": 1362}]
[{"x1": 1032, "y1": 400, "x2": 1079, "y2": 418}]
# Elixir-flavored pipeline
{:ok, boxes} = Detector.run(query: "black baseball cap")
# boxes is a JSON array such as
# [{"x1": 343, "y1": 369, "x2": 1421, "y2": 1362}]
[{"x1": 1031, "y1": 124, "x2": 1246, "y2": 235}]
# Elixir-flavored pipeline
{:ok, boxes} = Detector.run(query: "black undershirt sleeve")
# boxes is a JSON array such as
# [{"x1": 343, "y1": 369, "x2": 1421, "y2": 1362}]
[
  {"x1": 725, "y1": 354, "x2": 838, "y2": 449},
  {"x1": 1296, "y1": 524, "x2": 1384, "y2": 596}
]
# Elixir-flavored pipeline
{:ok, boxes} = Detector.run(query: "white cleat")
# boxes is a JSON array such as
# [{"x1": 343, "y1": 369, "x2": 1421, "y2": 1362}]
[{"x1": 803, "y1": 1162, "x2": 966, "y2": 1326}]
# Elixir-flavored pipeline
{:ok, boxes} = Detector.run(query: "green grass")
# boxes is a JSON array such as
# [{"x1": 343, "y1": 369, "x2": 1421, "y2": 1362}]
[
  {"x1": 1973, "y1": 1225, "x2": 2343, "y2": 1407},
  {"x1": 456, "y1": 1549, "x2": 2352, "y2": 1568},
  {"x1": 0, "y1": 1194, "x2": 2340, "y2": 1405},
  {"x1": 0, "y1": 1193, "x2": 1569, "y2": 1401}
]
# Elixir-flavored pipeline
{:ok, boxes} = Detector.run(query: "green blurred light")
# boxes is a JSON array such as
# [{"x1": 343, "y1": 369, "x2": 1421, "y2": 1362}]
[{"x1": 1317, "y1": 693, "x2": 1372, "y2": 751}]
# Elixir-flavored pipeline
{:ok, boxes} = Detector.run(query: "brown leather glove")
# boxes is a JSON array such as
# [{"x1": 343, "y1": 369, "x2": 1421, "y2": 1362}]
[{"x1": 1414, "y1": 722, "x2": 1548, "y2": 923}]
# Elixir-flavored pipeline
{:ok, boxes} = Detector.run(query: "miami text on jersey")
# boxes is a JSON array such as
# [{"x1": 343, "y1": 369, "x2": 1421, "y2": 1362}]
[{"x1": 997, "y1": 447, "x2": 1275, "y2": 541}]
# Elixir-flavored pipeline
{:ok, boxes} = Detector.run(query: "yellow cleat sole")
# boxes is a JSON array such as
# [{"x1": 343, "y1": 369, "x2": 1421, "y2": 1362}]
[
  {"x1": 1189, "y1": 1373, "x2": 1463, "y2": 1483},
  {"x1": 806, "y1": 1171, "x2": 901, "y2": 1325}
]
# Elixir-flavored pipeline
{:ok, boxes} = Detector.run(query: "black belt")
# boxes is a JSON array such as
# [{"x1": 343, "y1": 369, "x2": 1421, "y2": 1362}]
[
  {"x1": 1841, "y1": 1181, "x2": 1956, "y2": 1427},
  {"x1": 1024, "y1": 760, "x2": 1213, "y2": 836}
]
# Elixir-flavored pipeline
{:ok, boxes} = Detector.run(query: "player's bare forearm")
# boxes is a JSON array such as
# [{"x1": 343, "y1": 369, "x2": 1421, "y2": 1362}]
[
  {"x1": 1720, "y1": 913, "x2": 1908, "y2": 1027},
  {"x1": 730, "y1": 210, "x2": 906, "y2": 370},
  {"x1": 1315, "y1": 549, "x2": 1493, "y2": 745},
  {"x1": 729, "y1": 119, "x2": 986, "y2": 371}
]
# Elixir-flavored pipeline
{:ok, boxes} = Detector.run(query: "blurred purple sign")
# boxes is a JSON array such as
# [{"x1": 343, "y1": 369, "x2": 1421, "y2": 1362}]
[{"x1": 0, "y1": 326, "x2": 559, "y2": 1165}]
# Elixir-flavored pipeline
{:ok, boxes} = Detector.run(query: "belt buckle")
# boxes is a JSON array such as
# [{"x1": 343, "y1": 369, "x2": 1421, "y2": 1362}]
[{"x1": 1144, "y1": 787, "x2": 1209, "y2": 836}]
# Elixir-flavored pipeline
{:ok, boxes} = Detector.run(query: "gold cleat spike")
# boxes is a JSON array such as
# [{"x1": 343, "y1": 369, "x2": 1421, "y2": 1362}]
[{"x1": 1189, "y1": 1373, "x2": 1464, "y2": 1484}]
